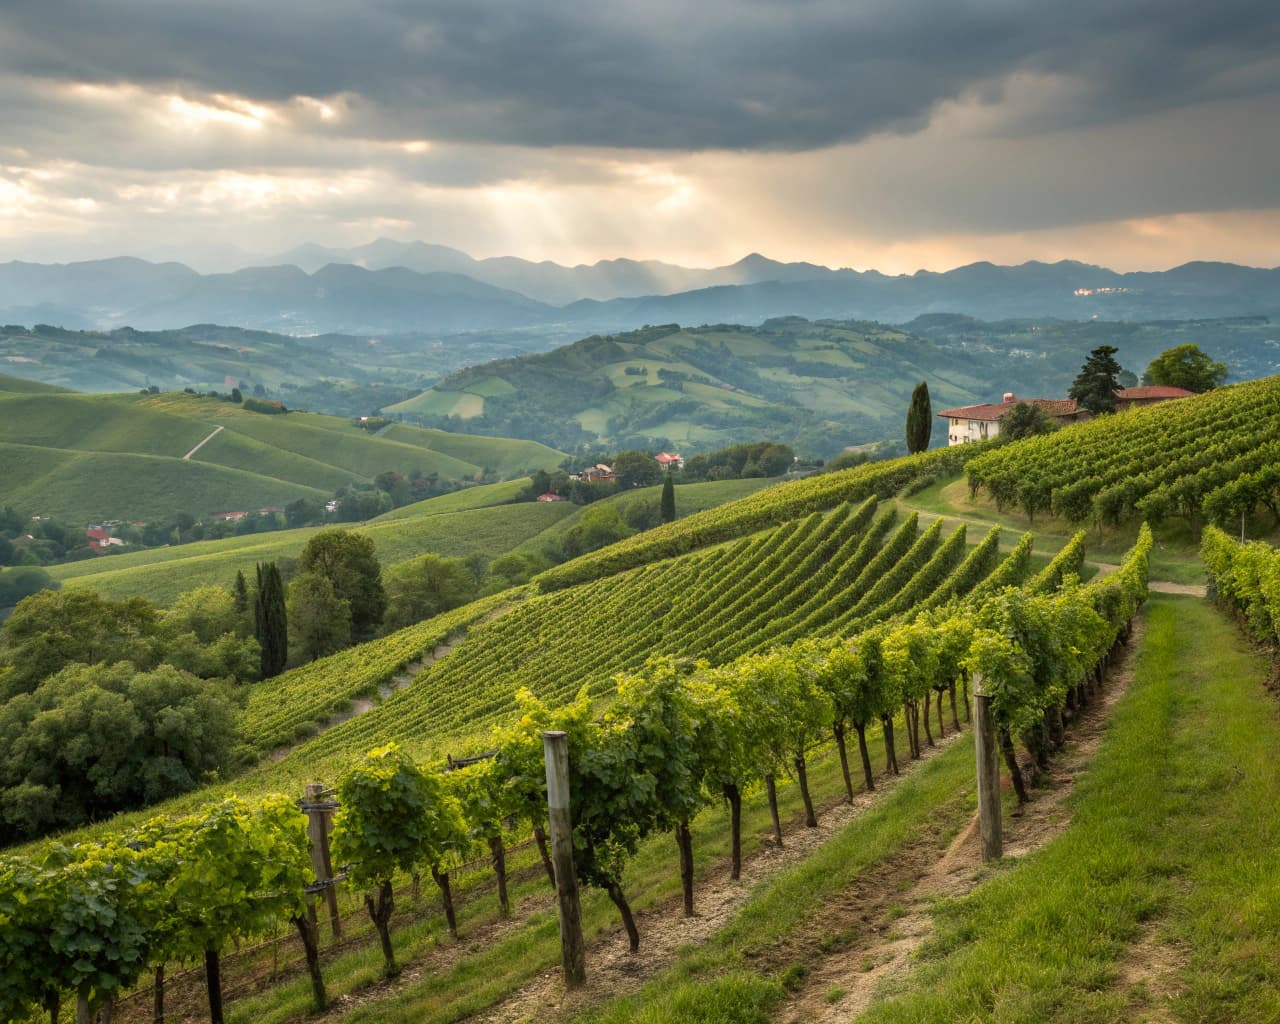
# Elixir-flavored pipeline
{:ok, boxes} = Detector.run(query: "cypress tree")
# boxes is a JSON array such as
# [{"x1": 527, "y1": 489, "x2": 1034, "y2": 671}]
[
  {"x1": 660, "y1": 473, "x2": 676, "y2": 524},
  {"x1": 906, "y1": 381, "x2": 932, "y2": 454},
  {"x1": 254, "y1": 562, "x2": 288, "y2": 679},
  {"x1": 233, "y1": 570, "x2": 249, "y2": 615}
]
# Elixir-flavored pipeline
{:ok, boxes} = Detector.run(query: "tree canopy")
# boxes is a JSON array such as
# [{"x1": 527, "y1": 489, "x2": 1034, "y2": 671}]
[
  {"x1": 1143, "y1": 343, "x2": 1227, "y2": 393},
  {"x1": 298, "y1": 529, "x2": 386, "y2": 642},
  {"x1": 999, "y1": 401, "x2": 1060, "y2": 441},
  {"x1": 382, "y1": 554, "x2": 478, "y2": 633},
  {"x1": 1068, "y1": 344, "x2": 1123, "y2": 415},
  {"x1": 0, "y1": 662, "x2": 238, "y2": 842}
]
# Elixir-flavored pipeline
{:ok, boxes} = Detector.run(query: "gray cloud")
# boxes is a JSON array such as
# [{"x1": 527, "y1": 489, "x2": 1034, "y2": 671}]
[{"x1": 2, "y1": 0, "x2": 1279, "y2": 151}]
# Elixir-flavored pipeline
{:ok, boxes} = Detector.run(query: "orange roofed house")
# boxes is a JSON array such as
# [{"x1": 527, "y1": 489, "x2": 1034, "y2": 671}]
[
  {"x1": 938, "y1": 393, "x2": 1086, "y2": 446},
  {"x1": 938, "y1": 387, "x2": 1195, "y2": 446}
]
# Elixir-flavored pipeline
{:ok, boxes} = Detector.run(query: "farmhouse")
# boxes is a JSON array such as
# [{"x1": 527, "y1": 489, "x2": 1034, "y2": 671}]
[
  {"x1": 938, "y1": 393, "x2": 1085, "y2": 445},
  {"x1": 571, "y1": 464, "x2": 615, "y2": 483},
  {"x1": 536, "y1": 492, "x2": 567, "y2": 502},
  {"x1": 939, "y1": 386, "x2": 1196, "y2": 445},
  {"x1": 655, "y1": 452, "x2": 685, "y2": 471},
  {"x1": 1114, "y1": 385, "x2": 1196, "y2": 410}
]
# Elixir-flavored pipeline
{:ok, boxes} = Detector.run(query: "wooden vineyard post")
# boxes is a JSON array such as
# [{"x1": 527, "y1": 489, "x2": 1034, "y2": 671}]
[
  {"x1": 972, "y1": 675, "x2": 1002, "y2": 862},
  {"x1": 542, "y1": 731, "x2": 586, "y2": 987},
  {"x1": 303, "y1": 783, "x2": 343, "y2": 939}
]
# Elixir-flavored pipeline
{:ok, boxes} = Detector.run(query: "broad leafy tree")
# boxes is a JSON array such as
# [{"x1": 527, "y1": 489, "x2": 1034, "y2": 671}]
[
  {"x1": 999, "y1": 401, "x2": 1059, "y2": 441},
  {"x1": 0, "y1": 589, "x2": 159, "y2": 699},
  {"x1": 382, "y1": 554, "x2": 478, "y2": 633},
  {"x1": 287, "y1": 571, "x2": 351, "y2": 663},
  {"x1": 0, "y1": 663, "x2": 238, "y2": 842},
  {"x1": 1143, "y1": 343, "x2": 1227, "y2": 392},
  {"x1": 612, "y1": 450, "x2": 664, "y2": 489},
  {"x1": 298, "y1": 529, "x2": 386, "y2": 641}
]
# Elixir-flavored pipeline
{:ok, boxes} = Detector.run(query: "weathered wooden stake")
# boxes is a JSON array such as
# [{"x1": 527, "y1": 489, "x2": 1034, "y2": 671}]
[
  {"x1": 972, "y1": 676, "x2": 1002, "y2": 862},
  {"x1": 542, "y1": 731, "x2": 586, "y2": 987},
  {"x1": 304, "y1": 783, "x2": 342, "y2": 939}
]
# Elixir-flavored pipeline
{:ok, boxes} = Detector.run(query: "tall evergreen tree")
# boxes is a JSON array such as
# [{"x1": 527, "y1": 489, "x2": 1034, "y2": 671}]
[
  {"x1": 1069, "y1": 345, "x2": 1123, "y2": 414},
  {"x1": 905, "y1": 382, "x2": 932, "y2": 454},
  {"x1": 660, "y1": 473, "x2": 676, "y2": 524},
  {"x1": 233, "y1": 570, "x2": 249, "y2": 615},
  {"x1": 254, "y1": 562, "x2": 288, "y2": 679}
]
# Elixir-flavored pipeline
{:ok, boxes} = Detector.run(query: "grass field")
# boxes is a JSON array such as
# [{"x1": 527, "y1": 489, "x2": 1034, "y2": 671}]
[
  {"x1": 0, "y1": 389, "x2": 563, "y2": 524},
  {"x1": 0, "y1": 373, "x2": 70, "y2": 394},
  {"x1": 52, "y1": 501, "x2": 576, "y2": 604}
]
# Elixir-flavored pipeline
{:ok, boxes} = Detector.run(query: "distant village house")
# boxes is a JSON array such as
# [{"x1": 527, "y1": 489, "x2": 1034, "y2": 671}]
[
  {"x1": 571, "y1": 463, "x2": 616, "y2": 483},
  {"x1": 655, "y1": 452, "x2": 685, "y2": 470}
]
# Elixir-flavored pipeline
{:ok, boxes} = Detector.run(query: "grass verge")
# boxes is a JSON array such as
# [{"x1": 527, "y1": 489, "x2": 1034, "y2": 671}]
[{"x1": 854, "y1": 594, "x2": 1280, "y2": 1024}]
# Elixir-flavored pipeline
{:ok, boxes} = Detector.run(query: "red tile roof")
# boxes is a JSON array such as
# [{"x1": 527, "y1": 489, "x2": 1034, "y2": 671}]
[
  {"x1": 937, "y1": 396, "x2": 1079, "y2": 421},
  {"x1": 1115, "y1": 386, "x2": 1196, "y2": 400}
]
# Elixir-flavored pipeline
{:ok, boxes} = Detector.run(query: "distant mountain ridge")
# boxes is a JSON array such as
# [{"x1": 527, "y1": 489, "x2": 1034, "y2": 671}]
[{"x1": 2, "y1": 244, "x2": 1277, "y2": 336}]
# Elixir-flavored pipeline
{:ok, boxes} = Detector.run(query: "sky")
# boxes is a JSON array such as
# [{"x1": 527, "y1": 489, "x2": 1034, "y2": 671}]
[{"x1": 2, "y1": 0, "x2": 1279, "y2": 274}]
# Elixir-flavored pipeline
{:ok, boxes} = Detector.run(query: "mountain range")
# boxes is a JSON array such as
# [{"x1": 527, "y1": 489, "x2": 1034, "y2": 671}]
[{"x1": 2, "y1": 243, "x2": 1278, "y2": 337}]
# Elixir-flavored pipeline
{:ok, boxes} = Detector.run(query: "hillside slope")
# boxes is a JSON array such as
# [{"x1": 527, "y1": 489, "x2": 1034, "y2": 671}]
[
  {"x1": 0, "y1": 389, "x2": 563, "y2": 522},
  {"x1": 385, "y1": 316, "x2": 1279, "y2": 456}
]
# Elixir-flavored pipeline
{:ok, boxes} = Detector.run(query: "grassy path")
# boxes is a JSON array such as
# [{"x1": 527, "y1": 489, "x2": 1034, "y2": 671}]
[{"x1": 850, "y1": 594, "x2": 1280, "y2": 1024}]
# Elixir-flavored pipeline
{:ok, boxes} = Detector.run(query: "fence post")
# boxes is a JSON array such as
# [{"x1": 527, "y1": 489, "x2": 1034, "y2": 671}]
[
  {"x1": 303, "y1": 783, "x2": 342, "y2": 939},
  {"x1": 542, "y1": 731, "x2": 586, "y2": 987},
  {"x1": 972, "y1": 675, "x2": 1002, "y2": 862}
]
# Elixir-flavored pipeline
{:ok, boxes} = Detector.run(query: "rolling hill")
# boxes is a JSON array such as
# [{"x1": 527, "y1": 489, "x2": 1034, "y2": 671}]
[
  {"x1": 0, "y1": 384, "x2": 563, "y2": 523},
  {"x1": 383, "y1": 315, "x2": 1280, "y2": 457},
  {"x1": 0, "y1": 322, "x2": 564, "y2": 413},
  {"x1": 47, "y1": 476, "x2": 773, "y2": 605}
]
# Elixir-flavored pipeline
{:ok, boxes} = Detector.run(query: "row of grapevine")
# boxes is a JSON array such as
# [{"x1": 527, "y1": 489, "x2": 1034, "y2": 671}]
[
  {"x1": 237, "y1": 591, "x2": 517, "y2": 754},
  {"x1": 534, "y1": 443, "x2": 983, "y2": 590},
  {"x1": 0, "y1": 797, "x2": 314, "y2": 1024},
  {"x1": 964, "y1": 377, "x2": 1280, "y2": 527},
  {"x1": 1201, "y1": 527, "x2": 1280, "y2": 652},
  {"x1": 3, "y1": 527, "x2": 1149, "y2": 1022},
  {"x1": 277, "y1": 503, "x2": 1022, "y2": 772}
]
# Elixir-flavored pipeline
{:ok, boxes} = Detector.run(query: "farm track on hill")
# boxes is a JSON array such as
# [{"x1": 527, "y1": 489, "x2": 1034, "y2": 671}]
[{"x1": 181, "y1": 424, "x2": 224, "y2": 459}]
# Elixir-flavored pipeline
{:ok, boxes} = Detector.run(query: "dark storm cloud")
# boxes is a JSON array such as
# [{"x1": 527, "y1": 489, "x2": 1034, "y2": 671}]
[{"x1": 3, "y1": 0, "x2": 1279, "y2": 151}]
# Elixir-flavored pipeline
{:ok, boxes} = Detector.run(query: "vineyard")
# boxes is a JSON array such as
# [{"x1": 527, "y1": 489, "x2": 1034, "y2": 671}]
[
  {"x1": 236, "y1": 591, "x2": 520, "y2": 756},
  {"x1": 963, "y1": 376, "x2": 1280, "y2": 529},
  {"x1": 262, "y1": 497, "x2": 1027, "y2": 775},
  {"x1": 0, "y1": 502, "x2": 1151, "y2": 1024},
  {"x1": 1201, "y1": 526, "x2": 1280, "y2": 658},
  {"x1": 13, "y1": 375, "x2": 1280, "y2": 1024}
]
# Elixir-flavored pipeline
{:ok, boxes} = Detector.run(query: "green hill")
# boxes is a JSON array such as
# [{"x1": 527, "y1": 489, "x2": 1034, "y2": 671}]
[
  {"x1": 0, "y1": 389, "x2": 563, "y2": 523},
  {"x1": 383, "y1": 316, "x2": 1277, "y2": 457},
  {"x1": 0, "y1": 373, "x2": 71, "y2": 394},
  {"x1": 51, "y1": 501, "x2": 575, "y2": 604},
  {"x1": 47, "y1": 477, "x2": 774, "y2": 604}
]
